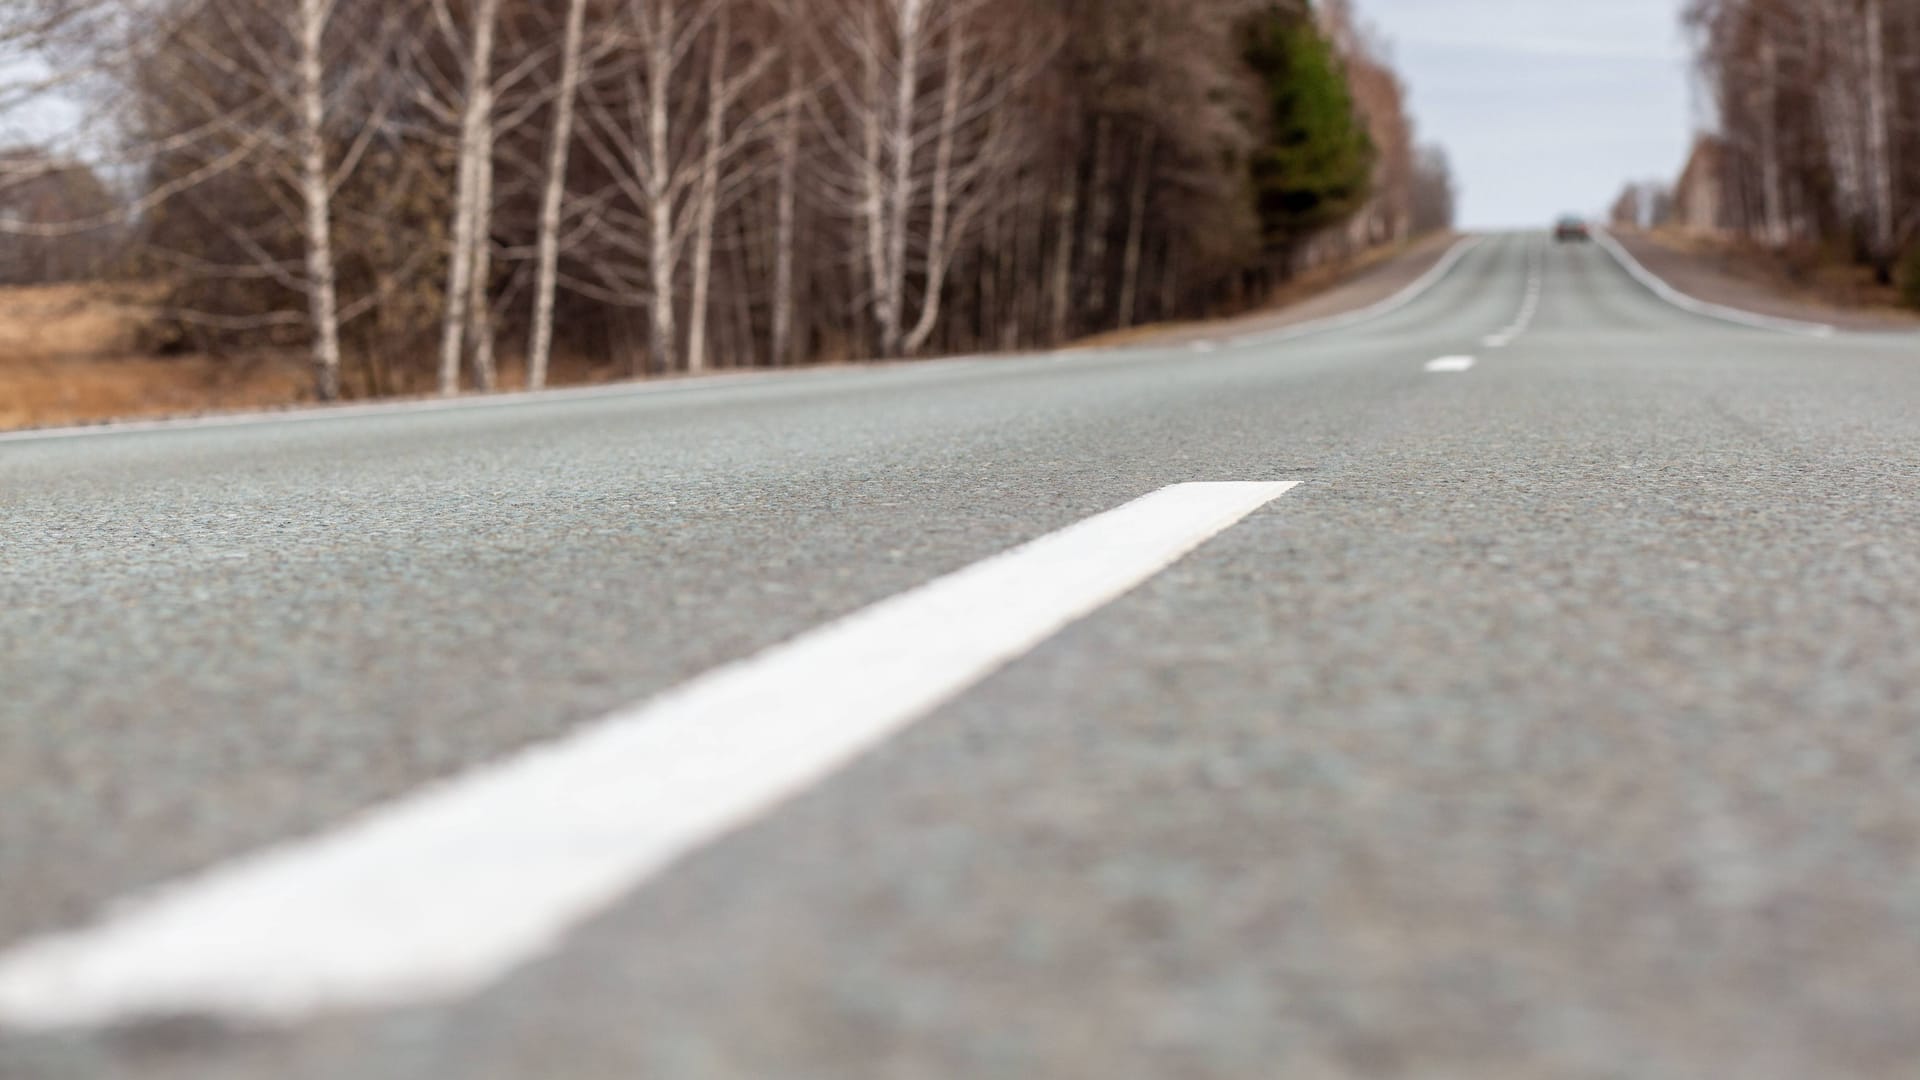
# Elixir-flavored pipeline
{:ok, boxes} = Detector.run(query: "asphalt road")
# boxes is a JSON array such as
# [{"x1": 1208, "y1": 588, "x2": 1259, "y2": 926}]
[{"x1": 4, "y1": 233, "x2": 1920, "y2": 1078}]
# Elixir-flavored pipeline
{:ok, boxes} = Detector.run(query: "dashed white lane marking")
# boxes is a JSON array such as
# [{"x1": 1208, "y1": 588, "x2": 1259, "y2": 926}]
[
  {"x1": 1484, "y1": 242, "x2": 1544, "y2": 348},
  {"x1": 0, "y1": 481, "x2": 1301, "y2": 1030},
  {"x1": 1425, "y1": 355, "x2": 1476, "y2": 373}
]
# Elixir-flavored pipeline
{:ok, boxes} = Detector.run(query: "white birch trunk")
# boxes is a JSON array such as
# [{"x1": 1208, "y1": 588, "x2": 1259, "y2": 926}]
[
  {"x1": 859, "y1": 5, "x2": 887, "y2": 354},
  {"x1": 902, "y1": 23, "x2": 965, "y2": 356},
  {"x1": 771, "y1": 53, "x2": 800, "y2": 367},
  {"x1": 688, "y1": 5, "x2": 729, "y2": 375},
  {"x1": 527, "y1": 0, "x2": 591, "y2": 391},
  {"x1": 878, "y1": 0, "x2": 924, "y2": 357},
  {"x1": 646, "y1": 4, "x2": 677, "y2": 375},
  {"x1": 438, "y1": 0, "x2": 503, "y2": 396},
  {"x1": 438, "y1": 135, "x2": 476, "y2": 395},
  {"x1": 295, "y1": 0, "x2": 343, "y2": 402},
  {"x1": 468, "y1": 124, "x2": 497, "y2": 392}
]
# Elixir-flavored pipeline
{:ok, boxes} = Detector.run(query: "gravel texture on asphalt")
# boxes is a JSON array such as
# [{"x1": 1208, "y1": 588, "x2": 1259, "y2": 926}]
[{"x1": 4, "y1": 235, "x2": 1919, "y2": 1078}]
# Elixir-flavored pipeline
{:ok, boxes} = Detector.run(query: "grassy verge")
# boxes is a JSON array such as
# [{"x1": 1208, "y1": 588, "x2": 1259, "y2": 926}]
[
  {"x1": 1644, "y1": 229, "x2": 1919, "y2": 318},
  {"x1": 0, "y1": 283, "x2": 316, "y2": 431},
  {"x1": 4, "y1": 235, "x2": 1457, "y2": 432}
]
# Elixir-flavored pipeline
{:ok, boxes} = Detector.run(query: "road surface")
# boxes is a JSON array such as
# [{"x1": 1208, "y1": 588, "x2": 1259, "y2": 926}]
[{"x1": 3, "y1": 233, "x2": 1919, "y2": 1078}]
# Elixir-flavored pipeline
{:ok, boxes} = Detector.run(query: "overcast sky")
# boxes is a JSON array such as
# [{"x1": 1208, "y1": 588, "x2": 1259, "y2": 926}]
[{"x1": 1360, "y1": 0, "x2": 1701, "y2": 229}]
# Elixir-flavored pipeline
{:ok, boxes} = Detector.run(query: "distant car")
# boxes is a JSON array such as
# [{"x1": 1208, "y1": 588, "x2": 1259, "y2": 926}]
[{"x1": 1554, "y1": 216, "x2": 1591, "y2": 243}]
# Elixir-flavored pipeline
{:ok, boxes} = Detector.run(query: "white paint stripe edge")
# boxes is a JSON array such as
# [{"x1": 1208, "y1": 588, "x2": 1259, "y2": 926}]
[
  {"x1": 1, "y1": 236, "x2": 1481, "y2": 447},
  {"x1": 1484, "y1": 241, "x2": 1543, "y2": 348},
  {"x1": 0, "y1": 480, "x2": 1301, "y2": 1030},
  {"x1": 1257, "y1": 233, "x2": 1489, "y2": 343},
  {"x1": 1216, "y1": 234, "x2": 1485, "y2": 350},
  {"x1": 1592, "y1": 228, "x2": 1835, "y2": 338},
  {"x1": 1424, "y1": 356, "x2": 1475, "y2": 373}
]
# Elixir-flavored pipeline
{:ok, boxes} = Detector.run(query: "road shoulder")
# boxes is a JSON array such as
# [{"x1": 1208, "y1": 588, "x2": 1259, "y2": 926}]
[
  {"x1": 1077, "y1": 232, "x2": 1462, "y2": 350},
  {"x1": 1609, "y1": 229, "x2": 1920, "y2": 335}
]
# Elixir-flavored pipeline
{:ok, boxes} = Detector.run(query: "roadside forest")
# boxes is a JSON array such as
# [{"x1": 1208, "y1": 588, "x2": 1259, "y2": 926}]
[
  {"x1": 1, "y1": 0, "x2": 1454, "y2": 401},
  {"x1": 1623, "y1": 0, "x2": 1920, "y2": 307}
]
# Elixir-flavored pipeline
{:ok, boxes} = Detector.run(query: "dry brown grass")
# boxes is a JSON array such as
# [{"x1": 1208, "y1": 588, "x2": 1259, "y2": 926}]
[
  {"x1": 0, "y1": 353, "x2": 313, "y2": 431},
  {"x1": 1648, "y1": 228, "x2": 1915, "y2": 317},
  {"x1": 0, "y1": 281, "x2": 313, "y2": 431},
  {"x1": 0, "y1": 282, "x2": 159, "y2": 360},
  {"x1": 0, "y1": 237, "x2": 1462, "y2": 431},
  {"x1": 0, "y1": 280, "x2": 662, "y2": 431}
]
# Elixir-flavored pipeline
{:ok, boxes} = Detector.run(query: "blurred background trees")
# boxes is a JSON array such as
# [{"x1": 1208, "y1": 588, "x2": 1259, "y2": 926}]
[
  {"x1": 1646, "y1": 0, "x2": 1919, "y2": 306},
  {"x1": 0, "y1": 148, "x2": 118, "y2": 284},
  {"x1": 3, "y1": 0, "x2": 1456, "y2": 400}
]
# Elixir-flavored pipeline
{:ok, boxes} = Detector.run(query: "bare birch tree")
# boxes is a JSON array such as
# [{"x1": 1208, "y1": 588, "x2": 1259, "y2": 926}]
[
  {"x1": 20, "y1": 0, "x2": 1459, "y2": 397},
  {"x1": 435, "y1": 0, "x2": 504, "y2": 395},
  {"x1": 819, "y1": 0, "x2": 1046, "y2": 357},
  {"x1": 769, "y1": 8, "x2": 805, "y2": 366},
  {"x1": 120, "y1": 0, "x2": 412, "y2": 398},
  {"x1": 573, "y1": 0, "x2": 720, "y2": 375},
  {"x1": 295, "y1": 0, "x2": 347, "y2": 400},
  {"x1": 526, "y1": 0, "x2": 593, "y2": 390},
  {"x1": 1687, "y1": 0, "x2": 1915, "y2": 280}
]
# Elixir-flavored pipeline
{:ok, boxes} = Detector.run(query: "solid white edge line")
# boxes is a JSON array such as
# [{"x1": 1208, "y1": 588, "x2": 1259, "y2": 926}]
[
  {"x1": 0, "y1": 480, "x2": 1302, "y2": 1031},
  {"x1": 1592, "y1": 228, "x2": 1835, "y2": 338},
  {"x1": 1217, "y1": 234, "x2": 1485, "y2": 350},
  {"x1": 2, "y1": 236, "x2": 1484, "y2": 446}
]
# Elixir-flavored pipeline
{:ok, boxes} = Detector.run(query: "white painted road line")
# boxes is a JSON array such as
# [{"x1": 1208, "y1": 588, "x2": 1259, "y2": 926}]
[
  {"x1": 1220, "y1": 234, "x2": 1485, "y2": 350},
  {"x1": 4, "y1": 236, "x2": 1487, "y2": 446},
  {"x1": 1593, "y1": 227, "x2": 1835, "y2": 338},
  {"x1": 0, "y1": 481, "x2": 1301, "y2": 1030},
  {"x1": 1425, "y1": 356, "x2": 1476, "y2": 373},
  {"x1": 1484, "y1": 241, "x2": 1542, "y2": 348}
]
